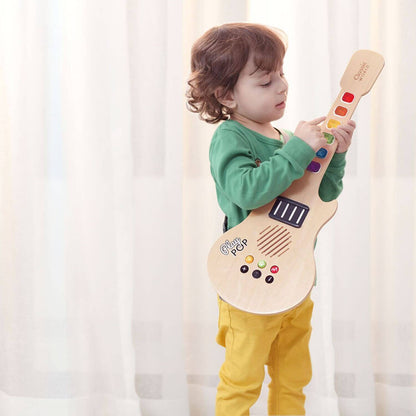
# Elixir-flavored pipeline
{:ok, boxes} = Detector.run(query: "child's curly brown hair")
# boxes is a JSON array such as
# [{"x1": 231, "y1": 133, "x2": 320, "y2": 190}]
[{"x1": 186, "y1": 23, "x2": 287, "y2": 124}]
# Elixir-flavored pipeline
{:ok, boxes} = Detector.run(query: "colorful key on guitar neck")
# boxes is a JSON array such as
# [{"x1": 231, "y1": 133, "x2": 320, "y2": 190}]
[{"x1": 307, "y1": 50, "x2": 385, "y2": 174}]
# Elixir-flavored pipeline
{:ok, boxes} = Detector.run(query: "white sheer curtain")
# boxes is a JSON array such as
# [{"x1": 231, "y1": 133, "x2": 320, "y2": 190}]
[
  {"x1": 184, "y1": 1, "x2": 416, "y2": 415},
  {"x1": 0, "y1": 0, "x2": 187, "y2": 415}
]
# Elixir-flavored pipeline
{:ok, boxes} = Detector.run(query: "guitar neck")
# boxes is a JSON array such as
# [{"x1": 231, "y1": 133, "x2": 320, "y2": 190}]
[{"x1": 289, "y1": 51, "x2": 385, "y2": 197}]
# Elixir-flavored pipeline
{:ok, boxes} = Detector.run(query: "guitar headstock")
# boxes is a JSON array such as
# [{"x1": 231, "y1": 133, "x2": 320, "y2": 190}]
[
  {"x1": 320, "y1": 49, "x2": 384, "y2": 135},
  {"x1": 340, "y1": 50, "x2": 385, "y2": 97}
]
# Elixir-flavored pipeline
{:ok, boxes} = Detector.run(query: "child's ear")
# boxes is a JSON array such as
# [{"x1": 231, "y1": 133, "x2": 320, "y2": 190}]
[{"x1": 215, "y1": 87, "x2": 236, "y2": 109}]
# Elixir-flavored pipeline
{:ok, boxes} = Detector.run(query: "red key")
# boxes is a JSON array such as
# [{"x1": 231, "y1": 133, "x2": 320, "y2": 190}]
[{"x1": 342, "y1": 92, "x2": 354, "y2": 103}]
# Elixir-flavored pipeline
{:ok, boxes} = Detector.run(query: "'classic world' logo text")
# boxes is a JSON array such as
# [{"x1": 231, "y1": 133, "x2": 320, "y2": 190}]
[{"x1": 354, "y1": 61, "x2": 369, "y2": 81}]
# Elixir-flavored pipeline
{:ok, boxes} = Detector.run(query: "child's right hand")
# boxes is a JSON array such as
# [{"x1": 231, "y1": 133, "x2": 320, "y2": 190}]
[{"x1": 294, "y1": 116, "x2": 327, "y2": 151}]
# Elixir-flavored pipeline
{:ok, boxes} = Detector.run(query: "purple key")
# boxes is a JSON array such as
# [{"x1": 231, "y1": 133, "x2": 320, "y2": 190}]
[{"x1": 307, "y1": 161, "x2": 321, "y2": 173}]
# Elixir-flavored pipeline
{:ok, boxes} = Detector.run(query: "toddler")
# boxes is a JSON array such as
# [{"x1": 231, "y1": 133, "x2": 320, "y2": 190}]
[{"x1": 187, "y1": 22, "x2": 355, "y2": 416}]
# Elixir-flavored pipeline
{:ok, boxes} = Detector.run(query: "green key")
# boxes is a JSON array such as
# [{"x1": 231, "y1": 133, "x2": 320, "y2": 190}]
[
  {"x1": 324, "y1": 132, "x2": 334, "y2": 144},
  {"x1": 258, "y1": 260, "x2": 267, "y2": 269}
]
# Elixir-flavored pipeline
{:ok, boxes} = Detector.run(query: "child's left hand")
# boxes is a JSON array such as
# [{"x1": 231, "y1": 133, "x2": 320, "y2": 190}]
[{"x1": 332, "y1": 120, "x2": 356, "y2": 153}]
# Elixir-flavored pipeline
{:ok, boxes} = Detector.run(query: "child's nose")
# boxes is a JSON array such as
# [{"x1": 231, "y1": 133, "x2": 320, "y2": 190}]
[{"x1": 276, "y1": 81, "x2": 287, "y2": 95}]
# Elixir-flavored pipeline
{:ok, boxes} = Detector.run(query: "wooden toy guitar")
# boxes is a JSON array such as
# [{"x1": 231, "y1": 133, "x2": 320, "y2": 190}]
[{"x1": 207, "y1": 50, "x2": 384, "y2": 314}]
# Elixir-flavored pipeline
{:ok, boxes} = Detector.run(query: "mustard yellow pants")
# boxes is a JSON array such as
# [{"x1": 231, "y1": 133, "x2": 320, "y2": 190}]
[{"x1": 215, "y1": 296, "x2": 313, "y2": 416}]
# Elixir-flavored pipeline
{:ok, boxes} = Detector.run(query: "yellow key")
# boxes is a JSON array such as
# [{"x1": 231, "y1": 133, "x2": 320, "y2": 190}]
[
  {"x1": 245, "y1": 255, "x2": 254, "y2": 264},
  {"x1": 327, "y1": 119, "x2": 341, "y2": 129}
]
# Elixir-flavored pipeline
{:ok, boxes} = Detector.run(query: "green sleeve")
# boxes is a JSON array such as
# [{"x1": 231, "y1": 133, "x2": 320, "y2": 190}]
[
  {"x1": 209, "y1": 129, "x2": 316, "y2": 210},
  {"x1": 318, "y1": 152, "x2": 347, "y2": 202}
]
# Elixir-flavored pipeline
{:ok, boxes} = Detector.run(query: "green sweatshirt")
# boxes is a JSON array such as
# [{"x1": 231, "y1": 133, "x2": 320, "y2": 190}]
[{"x1": 209, "y1": 119, "x2": 346, "y2": 230}]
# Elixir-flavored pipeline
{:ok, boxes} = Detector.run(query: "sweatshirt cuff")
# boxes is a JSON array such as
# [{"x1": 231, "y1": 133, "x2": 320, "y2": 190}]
[
  {"x1": 278, "y1": 135, "x2": 316, "y2": 169},
  {"x1": 329, "y1": 151, "x2": 347, "y2": 168}
]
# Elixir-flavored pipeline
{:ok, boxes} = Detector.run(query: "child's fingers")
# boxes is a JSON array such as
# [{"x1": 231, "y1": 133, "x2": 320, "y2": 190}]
[
  {"x1": 333, "y1": 127, "x2": 347, "y2": 138},
  {"x1": 309, "y1": 116, "x2": 326, "y2": 125},
  {"x1": 341, "y1": 120, "x2": 356, "y2": 130},
  {"x1": 333, "y1": 120, "x2": 356, "y2": 135},
  {"x1": 332, "y1": 120, "x2": 355, "y2": 153}
]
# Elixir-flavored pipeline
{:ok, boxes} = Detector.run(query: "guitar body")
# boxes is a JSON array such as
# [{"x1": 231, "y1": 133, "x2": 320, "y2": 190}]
[
  {"x1": 207, "y1": 50, "x2": 384, "y2": 315},
  {"x1": 207, "y1": 180, "x2": 337, "y2": 314}
]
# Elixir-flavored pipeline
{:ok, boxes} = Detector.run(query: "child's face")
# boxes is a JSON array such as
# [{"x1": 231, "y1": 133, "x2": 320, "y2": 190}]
[{"x1": 229, "y1": 56, "x2": 288, "y2": 125}]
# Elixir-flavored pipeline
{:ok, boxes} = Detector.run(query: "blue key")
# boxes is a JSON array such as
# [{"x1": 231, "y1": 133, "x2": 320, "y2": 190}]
[{"x1": 316, "y1": 148, "x2": 328, "y2": 159}]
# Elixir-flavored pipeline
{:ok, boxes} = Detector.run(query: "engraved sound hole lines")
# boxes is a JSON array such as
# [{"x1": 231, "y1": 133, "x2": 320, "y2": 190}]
[{"x1": 257, "y1": 225, "x2": 292, "y2": 257}]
